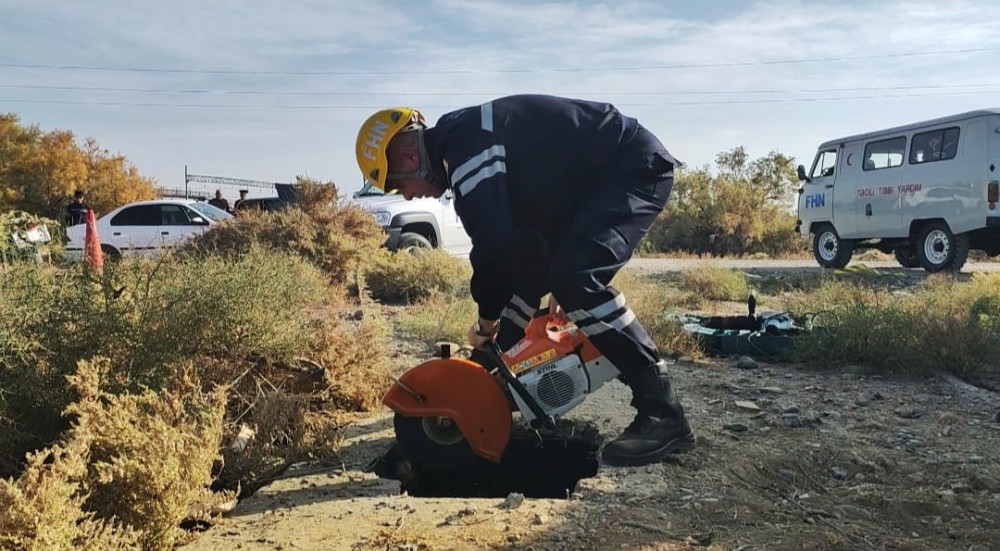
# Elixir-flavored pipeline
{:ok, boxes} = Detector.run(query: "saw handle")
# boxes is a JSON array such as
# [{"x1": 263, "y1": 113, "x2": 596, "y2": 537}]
[{"x1": 483, "y1": 340, "x2": 556, "y2": 429}]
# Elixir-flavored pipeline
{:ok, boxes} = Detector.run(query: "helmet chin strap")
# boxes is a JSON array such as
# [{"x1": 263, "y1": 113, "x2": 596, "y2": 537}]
[{"x1": 386, "y1": 128, "x2": 445, "y2": 189}]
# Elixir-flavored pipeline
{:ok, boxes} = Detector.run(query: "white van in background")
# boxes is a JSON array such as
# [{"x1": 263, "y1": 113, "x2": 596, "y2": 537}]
[{"x1": 796, "y1": 108, "x2": 1000, "y2": 272}]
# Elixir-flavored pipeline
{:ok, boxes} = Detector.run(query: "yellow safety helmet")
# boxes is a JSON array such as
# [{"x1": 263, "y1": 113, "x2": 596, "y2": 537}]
[{"x1": 355, "y1": 107, "x2": 426, "y2": 190}]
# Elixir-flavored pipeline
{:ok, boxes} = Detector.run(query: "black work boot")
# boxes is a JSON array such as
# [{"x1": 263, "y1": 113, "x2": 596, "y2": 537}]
[{"x1": 601, "y1": 363, "x2": 695, "y2": 467}]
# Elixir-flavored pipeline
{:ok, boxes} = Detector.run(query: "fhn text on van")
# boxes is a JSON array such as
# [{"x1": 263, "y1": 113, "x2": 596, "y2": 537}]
[
  {"x1": 804, "y1": 194, "x2": 826, "y2": 208},
  {"x1": 857, "y1": 183, "x2": 924, "y2": 198}
]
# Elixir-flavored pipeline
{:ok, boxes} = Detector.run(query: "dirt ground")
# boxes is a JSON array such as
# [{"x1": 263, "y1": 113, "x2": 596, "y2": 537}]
[
  {"x1": 183, "y1": 362, "x2": 1000, "y2": 550},
  {"x1": 182, "y1": 265, "x2": 1000, "y2": 551}
]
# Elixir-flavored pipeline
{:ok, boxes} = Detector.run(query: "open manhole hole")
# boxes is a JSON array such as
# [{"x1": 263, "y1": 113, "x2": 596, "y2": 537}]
[{"x1": 368, "y1": 421, "x2": 601, "y2": 499}]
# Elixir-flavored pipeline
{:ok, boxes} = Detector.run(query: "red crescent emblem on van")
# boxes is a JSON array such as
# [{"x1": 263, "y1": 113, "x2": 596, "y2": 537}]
[{"x1": 846, "y1": 153, "x2": 853, "y2": 166}]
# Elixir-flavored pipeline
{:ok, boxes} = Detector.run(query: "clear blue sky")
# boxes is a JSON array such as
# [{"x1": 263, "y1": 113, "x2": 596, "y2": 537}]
[{"x1": 1, "y1": 0, "x2": 999, "y2": 200}]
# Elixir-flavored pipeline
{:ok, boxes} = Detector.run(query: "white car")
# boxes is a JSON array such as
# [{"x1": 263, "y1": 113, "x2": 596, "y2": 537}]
[{"x1": 65, "y1": 199, "x2": 232, "y2": 261}]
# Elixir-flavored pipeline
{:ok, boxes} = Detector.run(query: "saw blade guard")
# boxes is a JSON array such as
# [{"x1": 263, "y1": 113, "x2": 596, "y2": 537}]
[{"x1": 383, "y1": 357, "x2": 512, "y2": 463}]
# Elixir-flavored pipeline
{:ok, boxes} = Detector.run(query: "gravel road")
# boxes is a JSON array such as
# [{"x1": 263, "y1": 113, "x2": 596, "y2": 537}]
[{"x1": 627, "y1": 256, "x2": 1000, "y2": 274}]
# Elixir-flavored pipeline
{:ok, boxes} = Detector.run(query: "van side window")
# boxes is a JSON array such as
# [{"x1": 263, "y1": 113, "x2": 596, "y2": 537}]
[
  {"x1": 862, "y1": 136, "x2": 906, "y2": 171},
  {"x1": 810, "y1": 149, "x2": 837, "y2": 179},
  {"x1": 909, "y1": 126, "x2": 960, "y2": 164}
]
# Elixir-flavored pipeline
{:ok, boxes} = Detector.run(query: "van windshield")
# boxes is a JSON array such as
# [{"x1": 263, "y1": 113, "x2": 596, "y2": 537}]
[{"x1": 810, "y1": 150, "x2": 837, "y2": 179}]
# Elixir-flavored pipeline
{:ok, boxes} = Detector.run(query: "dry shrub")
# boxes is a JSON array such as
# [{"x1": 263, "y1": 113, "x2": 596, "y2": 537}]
[
  {"x1": 313, "y1": 308, "x2": 393, "y2": 411},
  {"x1": 397, "y1": 292, "x2": 479, "y2": 347},
  {"x1": 172, "y1": 356, "x2": 348, "y2": 498},
  {"x1": 215, "y1": 390, "x2": 340, "y2": 497},
  {"x1": 66, "y1": 358, "x2": 230, "y2": 550},
  {"x1": 0, "y1": 358, "x2": 229, "y2": 551},
  {"x1": 365, "y1": 248, "x2": 471, "y2": 304},
  {"x1": 678, "y1": 265, "x2": 750, "y2": 302},
  {"x1": 0, "y1": 438, "x2": 140, "y2": 551},
  {"x1": 185, "y1": 179, "x2": 385, "y2": 285}
]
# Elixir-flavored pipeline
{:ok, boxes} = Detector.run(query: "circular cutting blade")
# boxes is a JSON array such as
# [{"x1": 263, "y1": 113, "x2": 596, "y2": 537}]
[{"x1": 394, "y1": 414, "x2": 483, "y2": 472}]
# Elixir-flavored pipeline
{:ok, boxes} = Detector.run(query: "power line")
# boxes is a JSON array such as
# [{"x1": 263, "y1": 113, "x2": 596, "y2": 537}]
[
  {"x1": 2, "y1": 88, "x2": 999, "y2": 109},
  {"x1": 0, "y1": 47, "x2": 996, "y2": 76},
  {"x1": 1, "y1": 82, "x2": 999, "y2": 97}
]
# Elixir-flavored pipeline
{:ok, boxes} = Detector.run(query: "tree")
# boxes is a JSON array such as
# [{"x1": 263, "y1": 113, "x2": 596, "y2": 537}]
[
  {"x1": 0, "y1": 114, "x2": 156, "y2": 221},
  {"x1": 643, "y1": 146, "x2": 803, "y2": 257}
]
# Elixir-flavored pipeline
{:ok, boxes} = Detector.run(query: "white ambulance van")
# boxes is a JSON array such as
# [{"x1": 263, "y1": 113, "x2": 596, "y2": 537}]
[{"x1": 796, "y1": 108, "x2": 1000, "y2": 272}]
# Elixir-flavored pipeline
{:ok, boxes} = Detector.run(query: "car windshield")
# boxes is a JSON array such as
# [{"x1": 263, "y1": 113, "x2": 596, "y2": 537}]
[
  {"x1": 354, "y1": 181, "x2": 385, "y2": 197},
  {"x1": 188, "y1": 201, "x2": 234, "y2": 221}
]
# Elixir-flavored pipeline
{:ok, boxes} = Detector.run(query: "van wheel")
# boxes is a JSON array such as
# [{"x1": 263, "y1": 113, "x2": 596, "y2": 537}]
[
  {"x1": 812, "y1": 224, "x2": 853, "y2": 269},
  {"x1": 397, "y1": 232, "x2": 433, "y2": 253},
  {"x1": 893, "y1": 247, "x2": 921, "y2": 269},
  {"x1": 917, "y1": 222, "x2": 969, "y2": 273}
]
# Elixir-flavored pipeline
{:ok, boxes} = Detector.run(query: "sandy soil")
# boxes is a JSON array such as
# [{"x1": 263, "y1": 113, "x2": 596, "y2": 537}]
[{"x1": 182, "y1": 352, "x2": 1000, "y2": 551}]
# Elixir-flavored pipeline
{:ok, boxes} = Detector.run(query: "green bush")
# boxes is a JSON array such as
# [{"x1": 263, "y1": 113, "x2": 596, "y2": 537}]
[
  {"x1": 789, "y1": 274, "x2": 1000, "y2": 375},
  {"x1": 0, "y1": 246, "x2": 333, "y2": 477},
  {"x1": 643, "y1": 147, "x2": 804, "y2": 257}
]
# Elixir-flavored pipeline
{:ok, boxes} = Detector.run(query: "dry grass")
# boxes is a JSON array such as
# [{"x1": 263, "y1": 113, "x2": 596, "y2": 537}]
[
  {"x1": 313, "y1": 306, "x2": 393, "y2": 411},
  {"x1": 365, "y1": 249, "x2": 471, "y2": 304},
  {"x1": 787, "y1": 273, "x2": 1000, "y2": 375},
  {"x1": 678, "y1": 265, "x2": 750, "y2": 303},
  {"x1": 397, "y1": 293, "x2": 479, "y2": 347},
  {"x1": 394, "y1": 268, "x2": 705, "y2": 359},
  {"x1": 613, "y1": 270, "x2": 702, "y2": 359}
]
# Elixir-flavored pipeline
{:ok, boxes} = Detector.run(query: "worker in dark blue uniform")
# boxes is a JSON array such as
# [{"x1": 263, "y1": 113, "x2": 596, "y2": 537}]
[{"x1": 356, "y1": 95, "x2": 695, "y2": 466}]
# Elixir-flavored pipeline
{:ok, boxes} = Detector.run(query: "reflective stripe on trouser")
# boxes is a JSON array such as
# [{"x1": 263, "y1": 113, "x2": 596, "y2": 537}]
[{"x1": 545, "y1": 124, "x2": 675, "y2": 384}]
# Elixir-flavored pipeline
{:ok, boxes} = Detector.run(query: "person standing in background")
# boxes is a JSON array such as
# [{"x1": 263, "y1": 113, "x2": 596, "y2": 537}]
[
  {"x1": 208, "y1": 189, "x2": 231, "y2": 212},
  {"x1": 65, "y1": 190, "x2": 88, "y2": 226}
]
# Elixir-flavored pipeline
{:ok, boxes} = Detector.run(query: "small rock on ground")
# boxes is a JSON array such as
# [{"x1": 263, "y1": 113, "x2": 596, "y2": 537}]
[
  {"x1": 735, "y1": 400, "x2": 761, "y2": 411},
  {"x1": 501, "y1": 492, "x2": 525, "y2": 510}
]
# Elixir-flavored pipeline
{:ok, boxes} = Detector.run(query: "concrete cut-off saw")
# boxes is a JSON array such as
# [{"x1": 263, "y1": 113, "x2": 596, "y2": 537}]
[{"x1": 384, "y1": 311, "x2": 620, "y2": 471}]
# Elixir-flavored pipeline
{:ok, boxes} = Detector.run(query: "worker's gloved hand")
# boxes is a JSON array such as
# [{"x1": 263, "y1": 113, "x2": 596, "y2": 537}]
[{"x1": 468, "y1": 318, "x2": 499, "y2": 349}]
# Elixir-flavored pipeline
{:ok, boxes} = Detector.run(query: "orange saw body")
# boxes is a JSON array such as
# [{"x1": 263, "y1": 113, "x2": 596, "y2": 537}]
[{"x1": 383, "y1": 313, "x2": 620, "y2": 468}]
